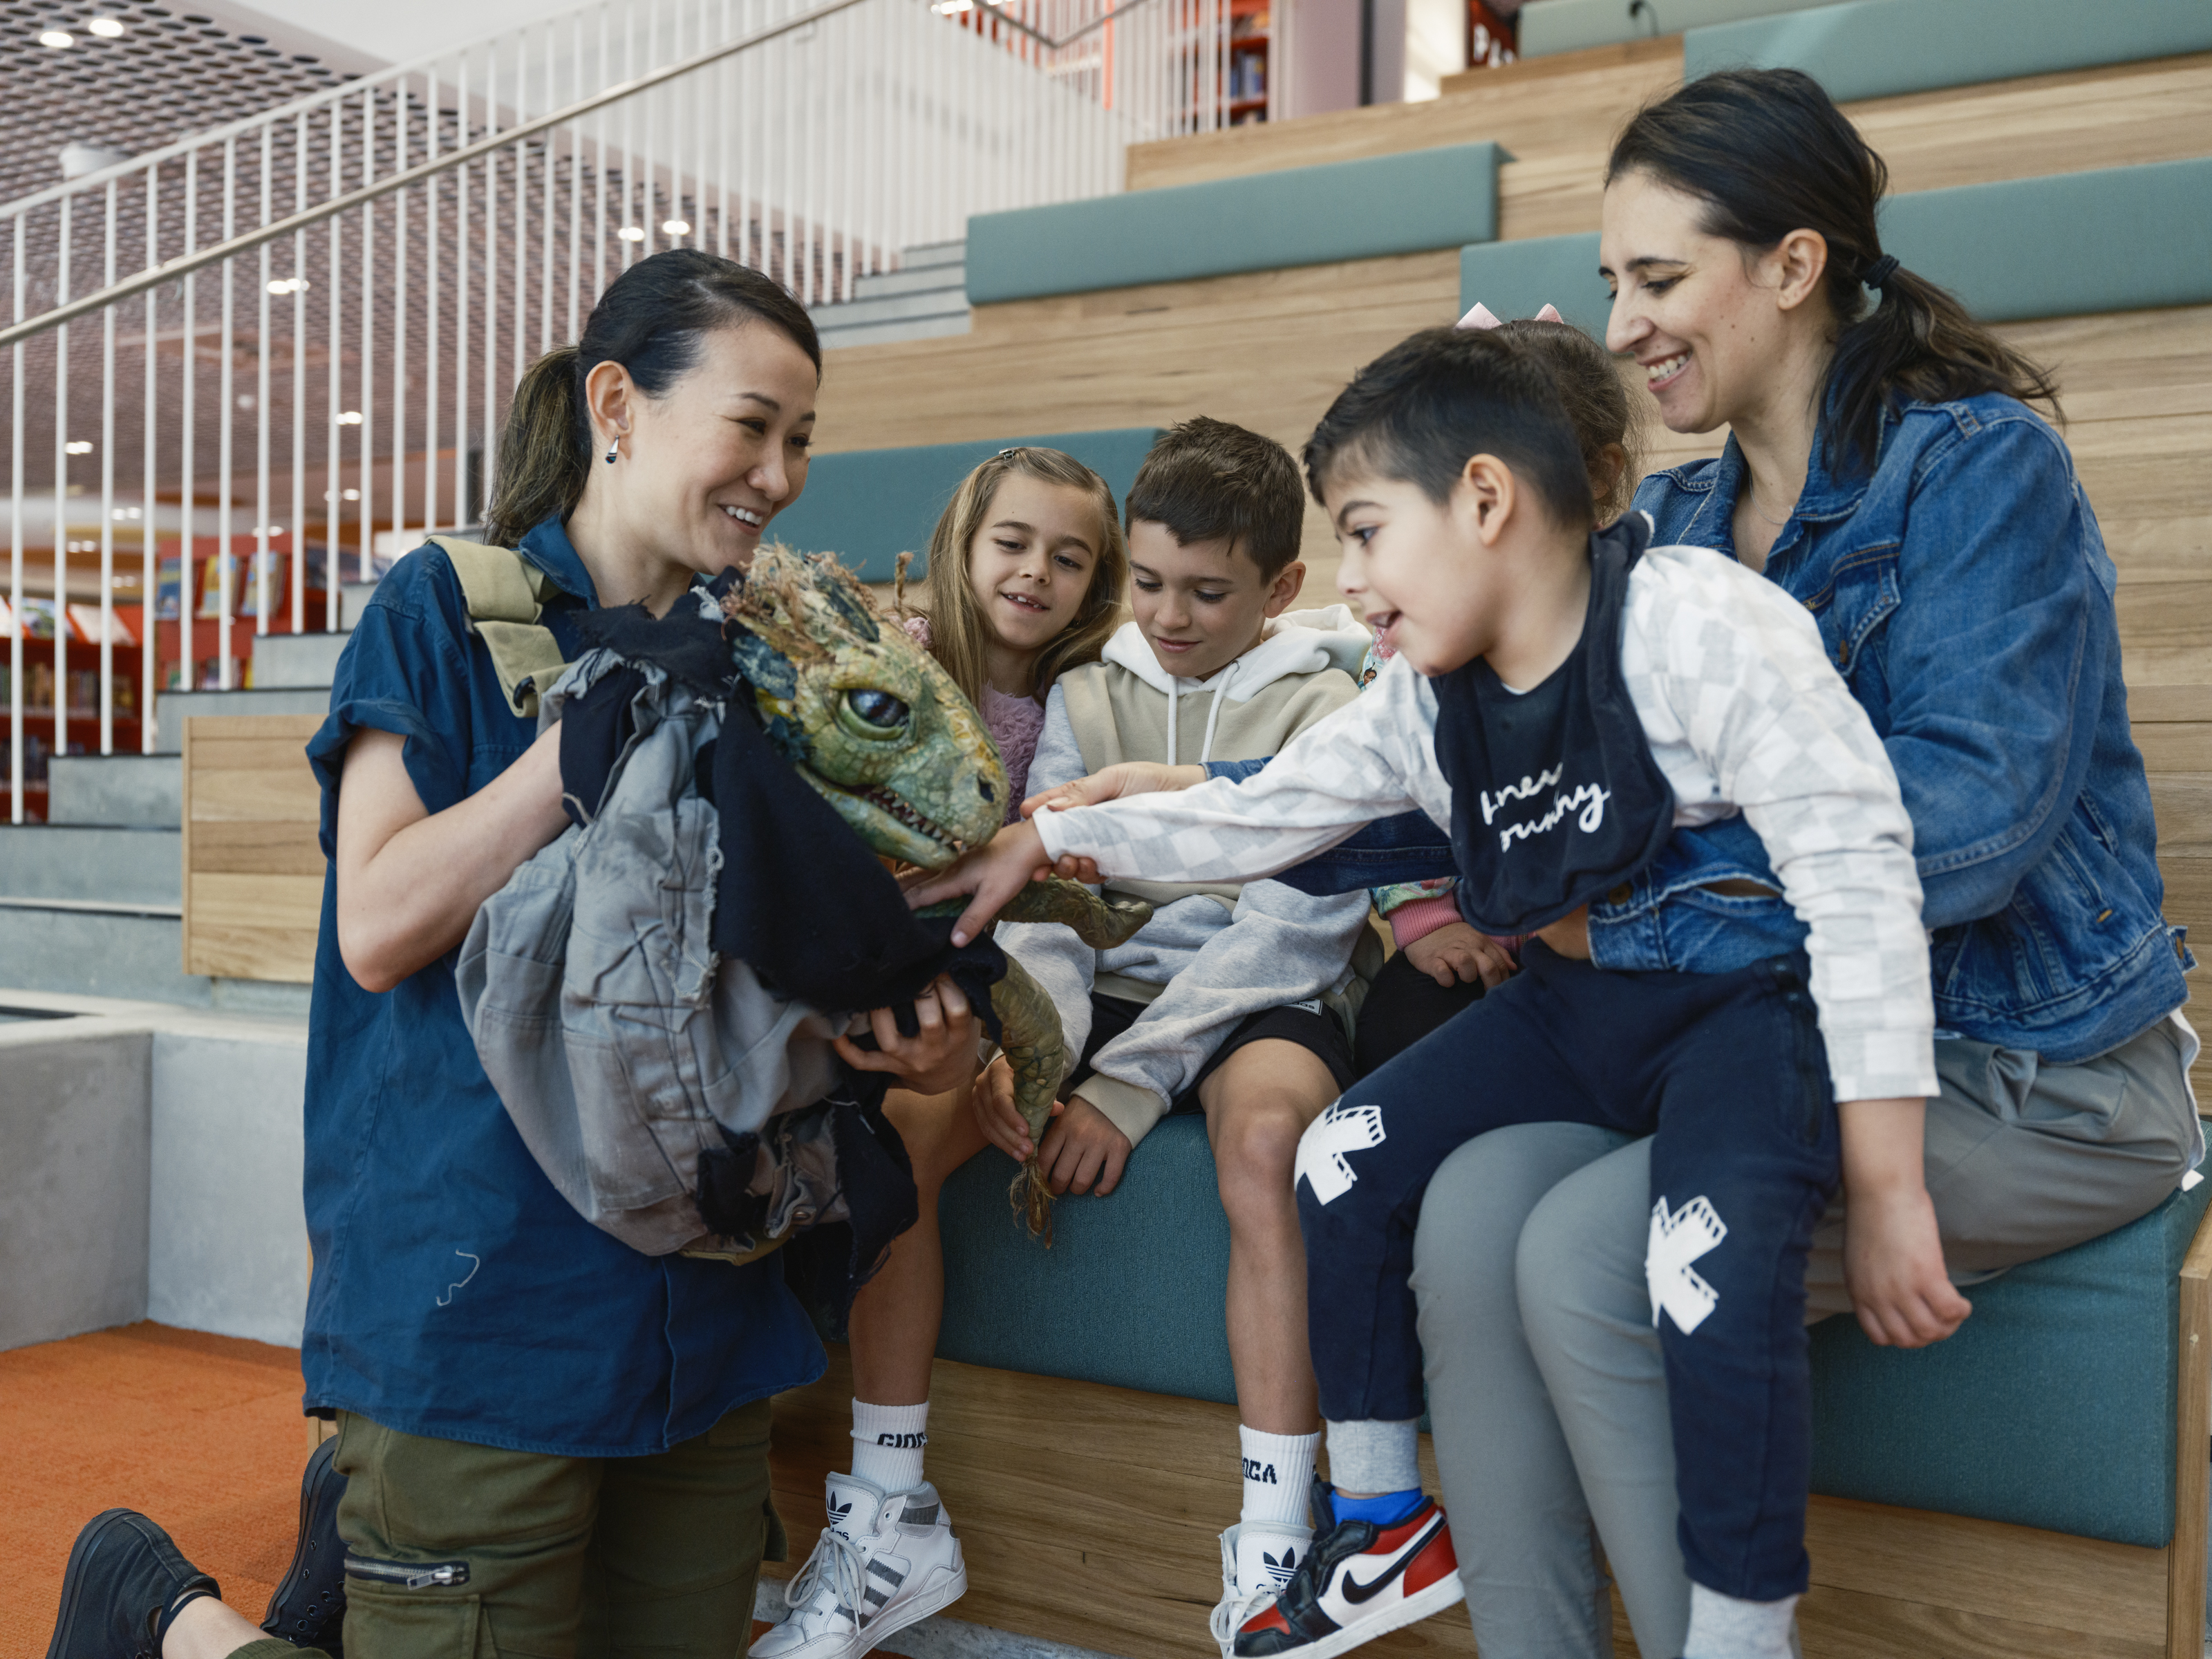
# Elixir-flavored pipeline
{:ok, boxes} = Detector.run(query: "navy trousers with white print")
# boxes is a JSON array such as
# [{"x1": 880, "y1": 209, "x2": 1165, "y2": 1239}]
[{"x1": 1297, "y1": 939, "x2": 1841, "y2": 1602}]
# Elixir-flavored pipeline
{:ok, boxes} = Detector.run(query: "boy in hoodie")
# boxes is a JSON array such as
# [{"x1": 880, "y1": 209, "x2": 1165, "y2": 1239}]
[{"x1": 993, "y1": 417, "x2": 1375, "y2": 1649}]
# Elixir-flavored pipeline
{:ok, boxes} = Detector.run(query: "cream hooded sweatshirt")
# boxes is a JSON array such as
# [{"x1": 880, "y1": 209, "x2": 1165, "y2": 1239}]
[{"x1": 995, "y1": 605, "x2": 1375, "y2": 1147}]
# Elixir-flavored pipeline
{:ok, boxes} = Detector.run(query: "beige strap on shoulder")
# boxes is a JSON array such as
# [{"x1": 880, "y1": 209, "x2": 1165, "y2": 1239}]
[{"x1": 431, "y1": 535, "x2": 574, "y2": 720}]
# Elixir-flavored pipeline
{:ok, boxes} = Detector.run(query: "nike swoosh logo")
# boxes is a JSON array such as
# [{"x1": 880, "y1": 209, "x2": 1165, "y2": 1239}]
[{"x1": 1340, "y1": 1516, "x2": 1442, "y2": 1604}]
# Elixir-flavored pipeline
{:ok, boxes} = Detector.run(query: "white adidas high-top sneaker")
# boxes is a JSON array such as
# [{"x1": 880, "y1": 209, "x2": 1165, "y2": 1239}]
[
  {"x1": 749, "y1": 1473, "x2": 967, "y2": 1659},
  {"x1": 1210, "y1": 1524, "x2": 1313, "y2": 1659}
]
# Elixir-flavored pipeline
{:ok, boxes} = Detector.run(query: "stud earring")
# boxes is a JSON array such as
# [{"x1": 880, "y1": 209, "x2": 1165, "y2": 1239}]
[{"x1": 603, "y1": 440, "x2": 619, "y2": 465}]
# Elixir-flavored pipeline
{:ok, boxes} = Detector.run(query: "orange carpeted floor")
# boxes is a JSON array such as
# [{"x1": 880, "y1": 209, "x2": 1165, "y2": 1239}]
[{"x1": 0, "y1": 1324, "x2": 310, "y2": 1659}]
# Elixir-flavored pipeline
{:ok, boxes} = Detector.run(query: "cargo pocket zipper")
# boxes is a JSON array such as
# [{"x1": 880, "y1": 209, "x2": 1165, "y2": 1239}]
[{"x1": 345, "y1": 1555, "x2": 472, "y2": 1590}]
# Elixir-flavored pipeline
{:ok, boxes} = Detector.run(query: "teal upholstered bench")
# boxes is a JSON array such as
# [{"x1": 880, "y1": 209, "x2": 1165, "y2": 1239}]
[
  {"x1": 1458, "y1": 156, "x2": 2212, "y2": 337},
  {"x1": 769, "y1": 428, "x2": 1161, "y2": 583},
  {"x1": 1685, "y1": 0, "x2": 2212, "y2": 105},
  {"x1": 965, "y1": 142, "x2": 1503, "y2": 307},
  {"x1": 936, "y1": 1112, "x2": 2210, "y2": 1550}
]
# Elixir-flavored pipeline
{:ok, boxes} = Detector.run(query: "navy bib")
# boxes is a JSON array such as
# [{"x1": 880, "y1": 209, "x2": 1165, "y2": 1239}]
[{"x1": 1433, "y1": 514, "x2": 1676, "y2": 935}]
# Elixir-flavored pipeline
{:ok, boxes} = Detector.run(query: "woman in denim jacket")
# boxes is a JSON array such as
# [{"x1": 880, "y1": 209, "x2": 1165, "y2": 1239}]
[{"x1": 1409, "y1": 70, "x2": 2203, "y2": 1659}]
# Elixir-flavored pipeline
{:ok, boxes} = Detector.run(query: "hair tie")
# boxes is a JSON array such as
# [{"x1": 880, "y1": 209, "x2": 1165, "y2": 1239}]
[{"x1": 1863, "y1": 254, "x2": 1900, "y2": 292}]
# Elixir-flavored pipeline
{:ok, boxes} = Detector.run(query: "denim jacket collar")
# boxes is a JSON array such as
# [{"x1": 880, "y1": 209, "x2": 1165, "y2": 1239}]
[
  {"x1": 520, "y1": 514, "x2": 601, "y2": 606},
  {"x1": 1680, "y1": 398, "x2": 1893, "y2": 568}
]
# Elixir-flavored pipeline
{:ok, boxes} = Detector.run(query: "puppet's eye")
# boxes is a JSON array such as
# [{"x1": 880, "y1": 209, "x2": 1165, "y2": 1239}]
[{"x1": 839, "y1": 688, "x2": 909, "y2": 738}]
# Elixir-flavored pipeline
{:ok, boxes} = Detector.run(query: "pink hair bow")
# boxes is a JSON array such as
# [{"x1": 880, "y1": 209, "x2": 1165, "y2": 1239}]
[{"x1": 1456, "y1": 301, "x2": 1564, "y2": 329}]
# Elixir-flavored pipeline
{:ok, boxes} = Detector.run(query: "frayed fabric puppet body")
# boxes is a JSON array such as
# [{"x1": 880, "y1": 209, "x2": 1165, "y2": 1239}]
[{"x1": 578, "y1": 546, "x2": 1148, "y2": 1241}]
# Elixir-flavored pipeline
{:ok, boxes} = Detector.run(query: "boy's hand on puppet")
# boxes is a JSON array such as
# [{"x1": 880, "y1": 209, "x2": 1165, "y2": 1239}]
[
  {"x1": 1839, "y1": 1097, "x2": 1971, "y2": 1349},
  {"x1": 1022, "y1": 761, "x2": 1207, "y2": 819},
  {"x1": 1038, "y1": 1094, "x2": 1133, "y2": 1197},
  {"x1": 1403, "y1": 923, "x2": 1517, "y2": 990},
  {"x1": 971, "y1": 1053, "x2": 1061, "y2": 1162},
  {"x1": 904, "y1": 821, "x2": 1054, "y2": 946},
  {"x1": 836, "y1": 974, "x2": 979, "y2": 1096}
]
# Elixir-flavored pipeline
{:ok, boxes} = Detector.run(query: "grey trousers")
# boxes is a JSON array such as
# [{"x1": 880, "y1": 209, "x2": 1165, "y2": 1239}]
[{"x1": 1410, "y1": 1014, "x2": 2201, "y2": 1659}]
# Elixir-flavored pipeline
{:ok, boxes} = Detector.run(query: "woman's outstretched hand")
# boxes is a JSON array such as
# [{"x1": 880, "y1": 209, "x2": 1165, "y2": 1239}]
[{"x1": 905, "y1": 820, "x2": 1054, "y2": 946}]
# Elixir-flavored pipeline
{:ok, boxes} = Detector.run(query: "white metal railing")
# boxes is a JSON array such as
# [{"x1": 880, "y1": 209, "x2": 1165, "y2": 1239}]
[{"x1": 1, "y1": 0, "x2": 1249, "y2": 821}]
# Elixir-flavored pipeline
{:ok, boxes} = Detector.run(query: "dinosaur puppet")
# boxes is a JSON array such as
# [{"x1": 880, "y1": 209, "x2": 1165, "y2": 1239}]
[{"x1": 717, "y1": 546, "x2": 1150, "y2": 1239}]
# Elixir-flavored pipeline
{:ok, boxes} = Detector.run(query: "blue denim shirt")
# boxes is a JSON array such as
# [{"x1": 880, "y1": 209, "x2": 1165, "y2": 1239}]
[
  {"x1": 1605, "y1": 393, "x2": 2188, "y2": 1062},
  {"x1": 300, "y1": 517, "x2": 823, "y2": 1455}
]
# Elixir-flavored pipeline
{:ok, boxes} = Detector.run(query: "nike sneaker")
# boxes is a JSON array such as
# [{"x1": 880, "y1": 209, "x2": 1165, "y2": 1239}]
[
  {"x1": 1232, "y1": 1481, "x2": 1463, "y2": 1659},
  {"x1": 748, "y1": 1473, "x2": 967, "y2": 1659},
  {"x1": 1209, "y1": 1523, "x2": 1313, "y2": 1659}
]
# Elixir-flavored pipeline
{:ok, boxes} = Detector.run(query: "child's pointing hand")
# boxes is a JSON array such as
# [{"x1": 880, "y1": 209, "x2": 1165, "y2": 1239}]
[{"x1": 905, "y1": 819, "x2": 1055, "y2": 946}]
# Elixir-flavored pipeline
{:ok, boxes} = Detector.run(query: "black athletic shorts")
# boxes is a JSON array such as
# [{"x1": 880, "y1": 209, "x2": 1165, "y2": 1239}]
[{"x1": 1062, "y1": 991, "x2": 1358, "y2": 1115}]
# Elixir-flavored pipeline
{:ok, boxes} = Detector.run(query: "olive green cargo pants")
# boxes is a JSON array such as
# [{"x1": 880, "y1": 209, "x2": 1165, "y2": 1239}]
[{"x1": 232, "y1": 1398, "x2": 782, "y2": 1659}]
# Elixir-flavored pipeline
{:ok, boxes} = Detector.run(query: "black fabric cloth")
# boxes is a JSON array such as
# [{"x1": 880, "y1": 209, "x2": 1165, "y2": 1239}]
[
  {"x1": 1352, "y1": 947, "x2": 1486, "y2": 1078},
  {"x1": 550, "y1": 595, "x2": 1008, "y2": 1329},
  {"x1": 1432, "y1": 514, "x2": 1676, "y2": 935},
  {"x1": 1069, "y1": 992, "x2": 1356, "y2": 1116}
]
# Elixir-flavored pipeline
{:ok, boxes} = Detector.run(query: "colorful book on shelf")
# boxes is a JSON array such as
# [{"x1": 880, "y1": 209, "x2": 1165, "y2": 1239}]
[
  {"x1": 66, "y1": 604, "x2": 138, "y2": 647},
  {"x1": 0, "y1": 597, "x2": 59, "y2": 640},
  {"x1": 196, "y1": 548, "x2": 290, "y2": 619}
]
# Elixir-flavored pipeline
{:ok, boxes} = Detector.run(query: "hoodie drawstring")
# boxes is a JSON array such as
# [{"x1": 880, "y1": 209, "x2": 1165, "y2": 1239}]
[
  {"x1": 1166, "y1": 677, "x2": 1180, "y2": 767},
  {"x1": 1197, "y1": 658, "x2": 1236, "y2": 764}
]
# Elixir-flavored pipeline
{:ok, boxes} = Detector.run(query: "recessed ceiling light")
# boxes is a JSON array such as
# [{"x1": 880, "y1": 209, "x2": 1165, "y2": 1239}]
[
  {"x1": 64, "y1": 440, "x2": 95, "y2": 454},
  {"x1": 341, "y1": 487, "x2": 361, "y2": 501},
  {"x1": 335, "y1": 410, "x2": 363, "y2": 425},
  {"x1": 88, "y1": 16, "x2": 126, "y2": 36},
  {"x1": 618, "y1": 225, "x2": 647, "y2": 242},
  {"x1": 40, "y1": 29, "x2": 76, "y2": 47},
  {"x1": 662, "y1": 218, "x2": 691, "y2": 236}
]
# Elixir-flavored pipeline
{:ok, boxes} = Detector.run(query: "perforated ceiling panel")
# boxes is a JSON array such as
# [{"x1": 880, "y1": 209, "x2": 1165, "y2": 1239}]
[{"x1": 1, "y1": 1, "x2": 356, "y2": 207}]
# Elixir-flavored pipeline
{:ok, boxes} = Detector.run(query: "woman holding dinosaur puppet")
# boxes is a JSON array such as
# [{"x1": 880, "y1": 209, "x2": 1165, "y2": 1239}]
[{"x1": 41, "y1": 250, "x2": 984, "y2": 1659}]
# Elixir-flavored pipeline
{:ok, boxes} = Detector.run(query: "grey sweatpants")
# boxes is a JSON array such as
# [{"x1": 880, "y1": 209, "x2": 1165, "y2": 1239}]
[{"x1": 1410, "y1": 1013, "x2": 2201, "y2": 1659}]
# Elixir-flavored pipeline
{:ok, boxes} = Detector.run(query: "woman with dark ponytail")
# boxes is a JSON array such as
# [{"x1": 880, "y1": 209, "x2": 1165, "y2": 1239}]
[
  {"x1": 33, "y1": 251, "x2": 988, "y2": 1659},
  {"x1": 1409, "y1": 69, "x2": 2197, "y2": 1659}
]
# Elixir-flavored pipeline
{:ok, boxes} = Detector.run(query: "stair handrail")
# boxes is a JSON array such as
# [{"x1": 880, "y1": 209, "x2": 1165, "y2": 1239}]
[{"x1": 0, "y1": 0, "x2": 889, "y2": 353}]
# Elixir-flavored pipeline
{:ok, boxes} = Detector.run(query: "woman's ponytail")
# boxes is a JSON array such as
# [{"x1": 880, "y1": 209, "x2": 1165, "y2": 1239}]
[
  {"x1": 481, "y1": 249, "x2": 821, "y2": 547},
  {"x1": 482, "y1": 345, "x2": 588, "y2": 547},
  {"x1": 1609, "y1": 68, "x2": 2059, "y2": 472},
  {"x1": 1826, "y1": 259, "x2": 2059, "y2": 470}
]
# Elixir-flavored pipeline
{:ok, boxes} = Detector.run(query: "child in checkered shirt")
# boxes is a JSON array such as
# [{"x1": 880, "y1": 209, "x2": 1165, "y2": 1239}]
[{"x1": 913, "y1": 324, "x2": 1959, "y2": 1659}]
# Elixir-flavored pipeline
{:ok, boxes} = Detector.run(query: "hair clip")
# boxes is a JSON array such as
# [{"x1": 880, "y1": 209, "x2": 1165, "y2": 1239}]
[
  {"x1": 997, "y1": 447, "x2": 1024, "y2": 460},
  {"x1": 1455, "y1": 301, "x2": 1566, "y2": 330}
]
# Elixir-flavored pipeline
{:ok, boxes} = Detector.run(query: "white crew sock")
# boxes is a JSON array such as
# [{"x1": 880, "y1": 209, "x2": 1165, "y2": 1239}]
[
  {"x1": 850, "y1": 1398, "x2": 929, "y2": 1493},
  {"x1": 1239, "y1": 1426, "x2": 1318, "y2": 1530},
  {"x1": 1682, "y1": 1583, "x2": 1799, "y2": 1659},
  {"x1": 1323, "y1": 1418, "x2": 1421, "y2": 1497}
]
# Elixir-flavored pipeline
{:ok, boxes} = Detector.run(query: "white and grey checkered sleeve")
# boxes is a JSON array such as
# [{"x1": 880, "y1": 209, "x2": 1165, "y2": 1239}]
[
  {"x1": 1031, "y1": 659, "x2": 1447, "y2": 881},
  {"x1": 1627, "y1": 547, "x2": 1938, "y2": 1103}
]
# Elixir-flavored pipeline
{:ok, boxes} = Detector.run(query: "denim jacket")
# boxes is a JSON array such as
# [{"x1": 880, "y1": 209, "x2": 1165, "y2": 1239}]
[{"x1": 1600, "y1": 392, "x2": 2188, "y2": 1062}]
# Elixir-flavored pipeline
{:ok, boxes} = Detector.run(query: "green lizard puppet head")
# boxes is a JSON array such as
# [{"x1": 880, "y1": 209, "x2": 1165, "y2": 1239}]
[{"x1": 722, "y1": 547, "x2": 1009, "y2": 869}]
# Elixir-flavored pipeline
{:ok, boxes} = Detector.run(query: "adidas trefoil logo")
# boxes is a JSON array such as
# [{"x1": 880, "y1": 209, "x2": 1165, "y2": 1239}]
[
  {"x1": 1262, "y1": 1546, "x2": 1298, "y2": 1591},
  {"x1": 827, "y1": 1496, "x2": 856, "y2": 1539}
]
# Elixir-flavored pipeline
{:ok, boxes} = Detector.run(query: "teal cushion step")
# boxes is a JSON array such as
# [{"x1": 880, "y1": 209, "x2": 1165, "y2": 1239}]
[
  {"x1": 935, "y1": 1114, "x2": 1238, "y2": 1405},
  {"x1": 1461, "y1": 156, "x2": 2212, "y2": 338},
  {"x1": 769, "y1": 428, "x2": 1161, "y2": 583},
  {"x1": 1519, "y1": 0, "x2": 1833, "y2": 59},
  {"x1": 1687, "y1": 0, "x2": 2212, "y2": 105},
  {"x1": 966, "y1": 143, "x2": 1504, "y2": 308},
  {"x1": 1810, "y1": 1179, "x2": 2209, "y2": 1548}
]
